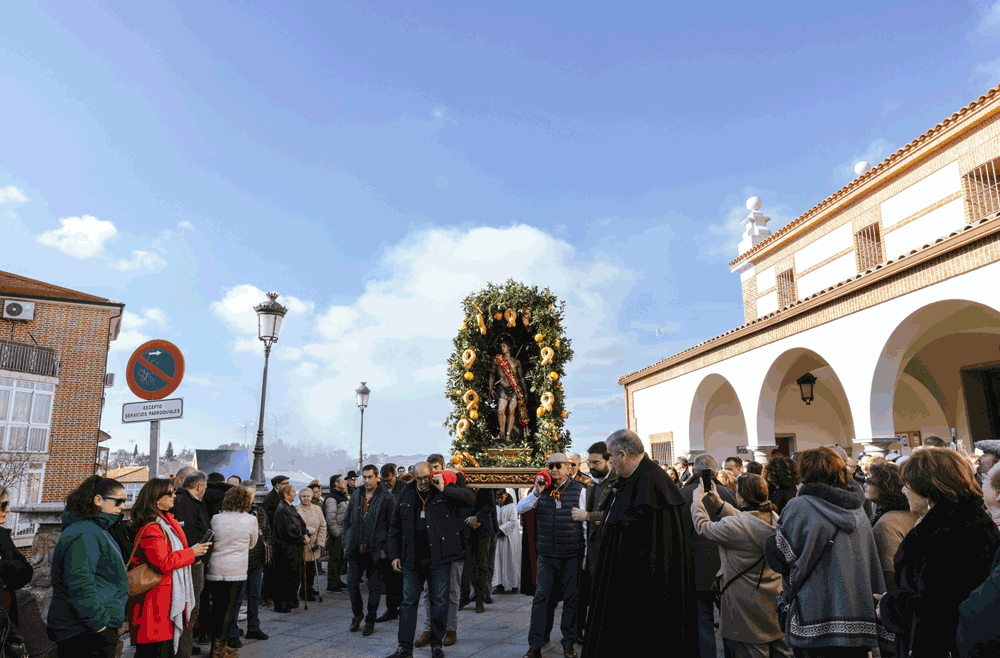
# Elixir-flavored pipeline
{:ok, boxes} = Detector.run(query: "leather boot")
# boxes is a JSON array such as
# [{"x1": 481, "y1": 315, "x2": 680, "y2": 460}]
[
  {"x1": 224, "y1": 640, "x2": 240, "y2": 658},
  {"x1": 414, "y1": 631, "x2": 431, "y2": 648},
  {"x1": 443, "y1": 630, "x2": 457, "y2": 646},
  {"x1": 209, "y1": 637, "x2": 226, "y2": 658}
]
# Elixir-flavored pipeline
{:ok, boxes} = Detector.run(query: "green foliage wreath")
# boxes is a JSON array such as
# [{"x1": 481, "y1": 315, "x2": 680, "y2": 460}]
[{"x1": 445, "y1": 280, "x2": 573, "y2": 467}]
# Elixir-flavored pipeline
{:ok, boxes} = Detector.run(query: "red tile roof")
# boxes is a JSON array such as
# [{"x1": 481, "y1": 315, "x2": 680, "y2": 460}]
[
  {"x1": 0, "y1": 270, "x2": 122, "y2": 305},
  {"x1": 729, "y1": 84, "x2": 1000, "y2": 267},
  {"x1": 107, "y1": 466, "x2": 149, "y2": 483}
]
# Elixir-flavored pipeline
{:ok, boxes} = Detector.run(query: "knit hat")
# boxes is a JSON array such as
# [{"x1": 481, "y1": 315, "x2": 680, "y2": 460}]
[{"x1": 975, "y1": 440, "x2": 1000, "y2": 457}]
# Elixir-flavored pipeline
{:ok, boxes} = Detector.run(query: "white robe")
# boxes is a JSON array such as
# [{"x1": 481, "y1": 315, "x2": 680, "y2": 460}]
[{"x1": 492, "y1": 500, "x2": 521, "y2": 590}]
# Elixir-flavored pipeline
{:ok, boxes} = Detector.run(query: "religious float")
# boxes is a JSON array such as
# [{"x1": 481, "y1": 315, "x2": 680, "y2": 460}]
[{"x1": 444, "y1": 280, "x2": 573, "y2": 487}]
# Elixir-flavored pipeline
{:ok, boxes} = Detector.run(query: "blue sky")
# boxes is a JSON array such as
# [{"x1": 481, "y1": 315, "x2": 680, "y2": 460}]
[{"x1": 2, "y1": 1, "x2": 999, "y2": 461}]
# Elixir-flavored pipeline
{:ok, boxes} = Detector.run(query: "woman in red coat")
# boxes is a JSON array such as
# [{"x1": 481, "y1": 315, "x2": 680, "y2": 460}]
[{"x1": 128, "y1": 478, "x2": 212, "y2": 658}]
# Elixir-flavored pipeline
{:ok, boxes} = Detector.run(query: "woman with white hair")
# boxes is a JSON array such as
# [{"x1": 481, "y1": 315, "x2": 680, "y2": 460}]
[
  {"x1": 492, "y1": 489, "x2": 520, "y2": 593},
  {"x1": 296, "y1": 487, "x2": 326, "y2": 601}
]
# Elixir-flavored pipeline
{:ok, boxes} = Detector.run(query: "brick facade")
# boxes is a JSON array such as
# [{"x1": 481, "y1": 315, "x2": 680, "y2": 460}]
[{"x1": 0, "y1": 272, "x2": 123, "y2": 506}]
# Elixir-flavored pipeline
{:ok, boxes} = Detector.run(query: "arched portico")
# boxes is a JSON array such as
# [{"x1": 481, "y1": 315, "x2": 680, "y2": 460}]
[
  {"x1": 689, "y1": 373, "x2": 749, "y2": 465},
  {"x1": 869, "y1": 300, "x2": 1000, "y2": 448},
  {"x1": 757, "y1": 348, "x2": 856, "y2": 460}
]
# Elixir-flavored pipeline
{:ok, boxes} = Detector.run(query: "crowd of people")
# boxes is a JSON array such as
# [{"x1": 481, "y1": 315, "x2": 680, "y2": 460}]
[{"x1": 35, "y1": 434, "x2": 1000, "y2": 658}]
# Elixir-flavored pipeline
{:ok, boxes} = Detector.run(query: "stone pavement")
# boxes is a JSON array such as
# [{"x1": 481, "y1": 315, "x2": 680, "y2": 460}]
[{"x1": 123, "y1": 586, "x2": 577, "y2": 658}]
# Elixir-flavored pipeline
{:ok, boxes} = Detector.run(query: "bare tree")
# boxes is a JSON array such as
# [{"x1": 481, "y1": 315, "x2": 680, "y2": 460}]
[{"x1": 0, "y1": 451, "x2": 34, "y2": 500}]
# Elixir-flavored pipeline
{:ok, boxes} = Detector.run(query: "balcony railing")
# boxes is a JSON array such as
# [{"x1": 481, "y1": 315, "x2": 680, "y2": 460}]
[{"x1": 0, "y1": 340, "x2": 59, "y2": 377}]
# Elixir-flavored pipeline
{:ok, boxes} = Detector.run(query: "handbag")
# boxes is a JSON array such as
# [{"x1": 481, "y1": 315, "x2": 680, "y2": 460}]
[{"x1": 126, "y1": 522, "x2": 163, "y2": 596}]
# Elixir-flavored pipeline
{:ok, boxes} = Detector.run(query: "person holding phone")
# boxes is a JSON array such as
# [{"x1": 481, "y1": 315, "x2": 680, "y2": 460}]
[{"x1": 127, "y1": 478, "x2": 213, "y2": 658}]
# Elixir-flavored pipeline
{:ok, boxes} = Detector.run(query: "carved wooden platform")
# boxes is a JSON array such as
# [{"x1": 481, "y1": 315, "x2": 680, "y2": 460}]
[{"x1": 457, "y1": 467, "x2": 539, "y2": 488}]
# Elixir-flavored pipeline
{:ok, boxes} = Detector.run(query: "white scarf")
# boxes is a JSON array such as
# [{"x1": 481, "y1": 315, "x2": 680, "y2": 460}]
[{"x1": 156, "y1": 516, "x2": 195, "y2": 653}]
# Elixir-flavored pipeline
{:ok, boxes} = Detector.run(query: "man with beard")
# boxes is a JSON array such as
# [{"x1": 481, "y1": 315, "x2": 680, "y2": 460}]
[
  {"x1": 583, "y1": 430, "x2": 695, "y2": 658},
  {"x1": 344, "y1": 464, "x2": 394, "y2": 636},
  {"x1": 570, "y1": 441, "x2": 617, "y2": 642},
  {"x1": 385, "y1": 462, "x2": 475, "y2": 658}
]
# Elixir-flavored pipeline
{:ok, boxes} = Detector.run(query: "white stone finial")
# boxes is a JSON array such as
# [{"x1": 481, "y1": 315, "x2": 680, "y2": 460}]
[
  {"x1": 738, "y1": 196, "x2": 771, "y2": 256},
  {"x1": 746, "y1": 196, "x2": 762, "y2": 212},
  {"x1": 854, "y1": 161, "x2": 871, "y2": 177}
]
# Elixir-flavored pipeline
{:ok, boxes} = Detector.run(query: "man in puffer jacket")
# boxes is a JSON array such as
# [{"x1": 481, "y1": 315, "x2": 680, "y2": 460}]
[{"x1": 325, "y1": 475, "x2": 349, "y2": 591}]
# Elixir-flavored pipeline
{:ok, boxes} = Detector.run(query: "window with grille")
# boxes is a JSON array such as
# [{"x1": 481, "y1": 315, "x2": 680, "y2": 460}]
[
  {"x1": 855, "y1": 223, "x2": 883, "y2": 271},
  {"x1": 966, "y1": 158, "x2": 1000, "y2": 223},
  {"x1": 649, "y1": 432, "x2": 673, "y2": 465},
  {"x1": 776, "y1": 269, "x2": 796, "y2": 307},
  {"x1": 0, "y1": 378, "x2": 54, "y2": 453}
]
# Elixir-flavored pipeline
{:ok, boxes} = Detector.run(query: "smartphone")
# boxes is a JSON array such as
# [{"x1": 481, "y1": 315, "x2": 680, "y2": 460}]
[
  {"x1": 200, "y1": 529, "x2": 214, "y2": 544},
  {"x1": 700, "y1": 469, "x2": 713, "y2": 491}
]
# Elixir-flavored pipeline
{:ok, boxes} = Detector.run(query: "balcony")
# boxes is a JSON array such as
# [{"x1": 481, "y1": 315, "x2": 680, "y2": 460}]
[{"x1": 0, "y1": 340, "x2": 59, "y2": 378}]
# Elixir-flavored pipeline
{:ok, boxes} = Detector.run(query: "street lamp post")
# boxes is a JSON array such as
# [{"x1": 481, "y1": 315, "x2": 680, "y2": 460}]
[
  {"x1": 356, "y1": 382, "x2": 370, "y2": 474},
  {"x1": 251, "y1": 292, "x2": 288, "y2": 489}
]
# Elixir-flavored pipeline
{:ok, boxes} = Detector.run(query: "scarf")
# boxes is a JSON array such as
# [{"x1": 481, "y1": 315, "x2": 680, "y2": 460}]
[{"x1": 157, "y1": 516, "x2": 195, "y2": 653}]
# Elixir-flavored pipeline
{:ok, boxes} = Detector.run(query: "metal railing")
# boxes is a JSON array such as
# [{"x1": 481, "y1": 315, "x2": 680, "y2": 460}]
[
  {"x1": 966, "y1": 159, "x2": 1000, "y2": 224},
  {"x1": 776, "y1": 269, "x2": 797, "y2": 307},
  {"x1": 0, "y1": 340, "x2": 59, "y2": 377},
  {"x1": 855, "y1": 223, "x2": 883, "y2": 271}
]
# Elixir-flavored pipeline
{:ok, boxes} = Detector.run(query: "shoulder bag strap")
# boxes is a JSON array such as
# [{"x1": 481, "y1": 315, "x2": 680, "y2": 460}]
[
  {"x1": 718, "y1": 554, "x2": 767, "y2": 597},
  {"x1": 127, "y1": 521, "x2": 158, "y2": 565},
  {"x1": 788, "y1": 527, "x2": 840, "y2": 600}
]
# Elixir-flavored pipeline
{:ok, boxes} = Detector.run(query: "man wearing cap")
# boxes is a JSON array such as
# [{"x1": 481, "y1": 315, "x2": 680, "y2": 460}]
[
  {"x1": 385, "y1": 462, "x2": 475, "y2": 658},
  {"x1": 517, "y1": 453, "x2": 587, "y2": 658},
  {"x1": 976, "y1": 440, "x2": 1000, "y2": 481},
  {"x1": 261, "y1": 475, "x2": 289, "y2": 607}
]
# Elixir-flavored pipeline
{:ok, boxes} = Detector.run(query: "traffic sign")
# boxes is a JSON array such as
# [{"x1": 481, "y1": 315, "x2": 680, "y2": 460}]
[
  {"x1": 122, "y1": 398, "x2": 183, "y2": 423},
  {"x1": 126, "y1": 340, "x2": 185, "y2": 400}
]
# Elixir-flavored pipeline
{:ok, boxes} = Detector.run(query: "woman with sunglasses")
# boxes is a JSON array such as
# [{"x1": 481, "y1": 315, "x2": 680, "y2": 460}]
[
  {"x1": 47, "y1": 475, "x2": 126, "y2": 658},
  {"x1": 128, "y1": 478, "x2": 212, "y2": 658}
]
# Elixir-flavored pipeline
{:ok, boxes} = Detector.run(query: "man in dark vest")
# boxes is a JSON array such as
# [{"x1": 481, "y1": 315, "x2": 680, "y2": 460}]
[{"x1": 517, "y1": 453, "x2": 587, "y2": 658}]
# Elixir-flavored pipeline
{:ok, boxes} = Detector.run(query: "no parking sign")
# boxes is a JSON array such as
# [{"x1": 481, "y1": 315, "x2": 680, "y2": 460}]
[{"x1": 126, "y1": 340, "x2": 185, "y2": 400}]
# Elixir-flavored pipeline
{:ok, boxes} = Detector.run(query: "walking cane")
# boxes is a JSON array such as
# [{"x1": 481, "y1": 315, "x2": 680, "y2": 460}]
[
  {"x1": 302, "y1": 541, "x2": 309, "y2": 611},
  {"x1": 306, "y1": 542, "x2": 323, "y2": 603}
]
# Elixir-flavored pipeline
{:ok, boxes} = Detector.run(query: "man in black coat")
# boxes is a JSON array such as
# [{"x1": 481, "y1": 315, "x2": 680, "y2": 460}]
[
  {"x1": 583, "y1": 430, "x2": 696, "y2": 658},
  {"x1": 170, "y1": 470, "x2": 209, "y2": 658},
  {"x1": 202, "y1": 472, "x2": 234, "y2": 517},
  {"x1": 677, "y1": 453, "x2": 736, "y2": 658},
  {"x1": 385, "y1": 462, "x2": 475, "y2": 658},
  {"x1": 343, "y1": 464, "x2": 394, "y2": 636},
  {"x1": 272, "y1": 483, "x2": 308, "y2": 613},
  {"x1": 259, "y1": 474, "x2": 288, "y2": 606},
  {"x1": 378, "y1": 464, "x2": 406, "y2": 622},
  {"x1": 460, "y1": 487, "x2": 497, "y2": 613}
]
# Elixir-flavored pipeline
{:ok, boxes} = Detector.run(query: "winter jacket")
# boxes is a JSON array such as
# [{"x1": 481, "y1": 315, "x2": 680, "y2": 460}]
[
  {"x1": 468, "y1": 488, "x2": 497, "y2": 539},
  {"x1": 681, "y1": 477, "x2": 739, "y2": 591},
  {"x1": 0, "y1": 524, "x2": 30, "y2": 626},
  {"x1": 261, "y1": 487, "x2": 283, "y2": 525},
  {"x1": 956, "y1": 544, "x2": 1000, "y2": 657},
  {"x1": 768, "y1": 486, "x2": 797, "y2": 516},
  {"x1": 388, "y1": 480, "x2": 475, "y2": 569},
  {"x1": 585, "y1": 471, "x2": 617, "y2": 578},
  {"x1": 247, "y1": 504, "x2": 271, "y2": 571},
  {"x1": 765, "y1": 482, "x2": 889, "y2": 652},
  {"x1": 324, "y1": 489, "x2": 348, "y2": 539},
  {"x1": 169, "y1": 487, "x2": 210, "y2": 554},
  {"x1": 343, "y1": 485, "x2": 394, "y2": 561},
  {"x1": 202, "y1": 481, "x2": 234, "y2": 517},
  {"x1": 47, "y1": 511, "x2": 120, "y2": 642},
  {"x1": 871, "y1": 509, "x2": 920, "y2": 590},
  {"x1": 535, "y1": 479, "x2": 586, "y2": 558},
  {"x1": 295, "y1": 503, "x2": 326, "y2": 561},
  {"x1": 206, "y1": 511, "x2": 259, "y2": 581},
  {"x1": 692, "y1": 498, "x2": 783, "y2": 644},
  {"x1": 127, "y1": 513, "x2": 197, "y2": 645},
  {"x1": 272, "y1": 499, "x2": 307, "y2": 571},
  {"x1": 880, "y1": 496, "x2": 1000, "y2": 658}
]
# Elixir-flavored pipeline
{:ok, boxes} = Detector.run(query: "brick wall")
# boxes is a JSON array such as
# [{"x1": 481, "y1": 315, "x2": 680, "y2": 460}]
[{"x1": 1, "y1": 300, "x2": 121, "y2": 504}]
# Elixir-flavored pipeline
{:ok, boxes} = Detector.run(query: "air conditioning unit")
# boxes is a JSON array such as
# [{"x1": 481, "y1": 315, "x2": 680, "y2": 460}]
[
  {"x1": 2, "y1": 301, "x2": 35, "y2": 321},
  {"x1": 104, "y1": 373, "x2": 116, "y2": 388}
]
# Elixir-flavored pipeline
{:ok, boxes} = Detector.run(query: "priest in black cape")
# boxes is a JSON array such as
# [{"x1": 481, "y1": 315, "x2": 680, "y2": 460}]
[{"x1": 582, "y1": 429, "x2": 696, "y2": 658}]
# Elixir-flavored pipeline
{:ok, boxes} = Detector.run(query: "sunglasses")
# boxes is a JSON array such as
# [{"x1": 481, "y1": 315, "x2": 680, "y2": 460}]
[
  {"x1": 103, "y1": 497, "x2": 126, "y2": 507},
  {"x1": 547, "y1": 464, "x2": 565, "y2": 470}
]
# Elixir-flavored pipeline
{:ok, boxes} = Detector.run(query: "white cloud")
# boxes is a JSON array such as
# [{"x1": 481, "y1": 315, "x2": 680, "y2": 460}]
[
  {"x1": 111, "y1": 308, "x2": 167, "y2": 353},
  {"x1": 976, "y1": 2, "x2": 1000, "y2": 38},
  {"x1": 292, "y1": 362, "x2": 318, "y2": 378},
  {"x1": 111, "y1": 250, "x2": 167, "y2": 271},
  {"x1": 210, "y1": 285, "x2": 314, "y2": 353},
  {"x1": 431, "y1": 105, "x2": 459, "y2": 127},
  {"x1": 435, "y1": 175, "x2": 451, "y2": 189},
  {"x1": 0, "y1": 186, "x2": 28, "y2": 203},
  {"x1": 835, "y1": 138, "x2": 894, "y2": 182},
  {"x1": 36, "y1": 215, "x2": 117, "y2": 259},
  {"x1": 178, "y1": 221, "x2": 195, "y2": 230}
]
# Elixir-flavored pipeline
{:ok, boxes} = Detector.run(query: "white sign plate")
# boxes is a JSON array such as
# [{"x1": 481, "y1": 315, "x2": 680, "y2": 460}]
[{"x1": 122, "y1": 398, "x2": 183, "y2": 423}]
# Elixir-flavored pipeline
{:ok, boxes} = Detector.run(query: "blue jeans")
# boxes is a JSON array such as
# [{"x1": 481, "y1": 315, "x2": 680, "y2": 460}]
[
  {"x1": 228, "y1": 566, "x2": 264, "y2": 637},
  {"x1": 398, "y1": 562, "x2": 450, "y2": 652},
  {"x1": 528, "y1": 554, "x2": 579, "y2": 650}
]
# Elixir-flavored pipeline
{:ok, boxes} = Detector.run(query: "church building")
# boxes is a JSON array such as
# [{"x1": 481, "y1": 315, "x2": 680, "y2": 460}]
[{"x1": 619, "y1": 84, "x2": 1000, "y2": 465}]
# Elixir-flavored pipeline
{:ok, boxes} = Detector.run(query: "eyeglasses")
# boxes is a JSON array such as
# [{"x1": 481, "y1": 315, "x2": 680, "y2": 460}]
[
  {"x1": 103, "y1": 497, "x2": 126, "y2": 507},
  {"x1": 415, "y1": 476, "x2": 432, "y2": 483}
]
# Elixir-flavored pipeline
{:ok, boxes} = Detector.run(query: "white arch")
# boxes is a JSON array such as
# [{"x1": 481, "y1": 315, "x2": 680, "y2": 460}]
[
  {"x1": 757, "y1": 347, "x2": 857, "y2": 448},
  {"x1": 689, "y1": 373, "x2": 747, "y2": 453},
  {"x1": 869, "y1": 299, "x2": 1000, "y2": 439}
]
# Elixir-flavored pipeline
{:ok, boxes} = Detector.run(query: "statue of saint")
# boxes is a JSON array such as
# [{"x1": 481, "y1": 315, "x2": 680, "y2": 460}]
[{"x1": 488, "y1": 338, "x2": 529, "y2": 442}]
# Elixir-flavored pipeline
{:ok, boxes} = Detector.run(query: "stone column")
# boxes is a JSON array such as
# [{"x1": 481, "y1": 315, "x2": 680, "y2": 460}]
[
  {"x1": 14, "y1": 502, "x2": 66, "y2": 621},
  {"x1": 860, "y1": 439, "x2": 894, "y2": 459},
  {"x1": 750, "y1": 445, "x2": 779, "y2": 465}
]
